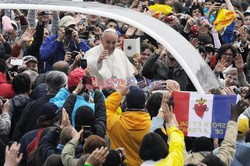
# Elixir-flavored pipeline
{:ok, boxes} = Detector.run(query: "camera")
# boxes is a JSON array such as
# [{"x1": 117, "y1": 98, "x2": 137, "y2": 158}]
[
  {"x1": 82, "y1": 76, "x2": 93, "y2": 86},
  {"x1": 244, "y1": 27, "x2": 250, "y2": 34},
  {"x1": 234, "y1": 87, "x2": 242, "y2": 94},
  {"x1": 87, "y1": 26, "x2": 95, "y2": 31},
  {"x1": 205, "y1": 46, "x2": 215, "y2": 53},
  {"x1": 214, "y1": 0, "x2": 225, "y2": 4},
  {"x1": 65, "y1": 27, "x2": 74, "y2": 36},
  {"x1": 71, "y1": 51, "x2": 79, "y2": 60},
  {"x1": 195, "y1": 19, "x2": 202, "y2": 26}
]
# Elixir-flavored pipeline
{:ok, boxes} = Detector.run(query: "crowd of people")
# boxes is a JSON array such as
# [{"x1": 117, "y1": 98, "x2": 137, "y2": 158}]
[{"x1": 0, "y1": 0, "x2": 250, "y2": 165}]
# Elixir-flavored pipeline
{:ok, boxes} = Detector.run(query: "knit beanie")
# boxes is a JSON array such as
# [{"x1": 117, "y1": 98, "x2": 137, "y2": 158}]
[
  {"x1": 2, "y1": 16, "x2": 13, "y2": 33},
  {"x1": 40, "y1": 102, "x2": 59, "y2": 120},
  {"x1": 126, "y1": 86, "x2": 146, "y2": 109}
]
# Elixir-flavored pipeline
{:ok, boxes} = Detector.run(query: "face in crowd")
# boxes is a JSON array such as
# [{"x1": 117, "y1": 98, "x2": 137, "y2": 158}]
[
  {"x1": 43, "y1": 28, "x2": 50, "y2": 40},
  {"x1": 101, "y1": 31, "x2": 118, "y2": 55},
  {"x1": 192, "y1": 8, "x2": 202, "y2": 18},
  {"x1": 235, "y1": 13, "x2": 244, "y2": 29},
  {"x1": 107, "y1": 21, "x2": 118, "y2": 30},
  {"x1": 224, "y1": 73, "x2": 238, "y2": 87},
  {"x1": 244, "y1": 15, "x2": 250, "y2": 27},
  {"x1": 140, "y1": 48, "x2": 153, "y2": 64},
  {"x1": 221, "y1": 49, "x2": 234, "y2": 68},
  {"x1": 204, "y1": 1, "x2": 213, "y2": 9},
  {"x1": 25, "y1": 61, "x2": 38, "y2": 72}
]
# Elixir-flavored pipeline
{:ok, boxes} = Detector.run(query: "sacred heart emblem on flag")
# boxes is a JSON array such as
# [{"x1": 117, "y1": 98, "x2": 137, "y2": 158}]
[{"x1": 193, "y1": 98, "x2": 208, "y2": 118}]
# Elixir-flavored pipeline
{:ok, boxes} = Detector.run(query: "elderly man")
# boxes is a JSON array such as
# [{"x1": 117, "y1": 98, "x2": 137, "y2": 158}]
[{"x1": 84, "y1": 29, "x2": 135, "y2": 89}]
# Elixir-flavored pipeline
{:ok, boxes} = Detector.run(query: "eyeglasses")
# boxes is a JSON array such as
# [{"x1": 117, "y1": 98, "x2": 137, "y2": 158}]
[
  {"x1": 236, "y1": 17, "x2": 242, "y2": 21},
  {"x1": 222, "y1": 53, "x2": 234, "y2": 57}
]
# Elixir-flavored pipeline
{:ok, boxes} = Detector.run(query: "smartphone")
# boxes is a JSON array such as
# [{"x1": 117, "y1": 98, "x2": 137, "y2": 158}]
[
  {"x1": 81, "y1": 125, "x2": 92, "y2": 141},
  {"x1": 80, "y1": 59, "x2": 87, "y2": 69},
  {"x1": 10, "y1": 58, "x2": 23, "y2": 66}
]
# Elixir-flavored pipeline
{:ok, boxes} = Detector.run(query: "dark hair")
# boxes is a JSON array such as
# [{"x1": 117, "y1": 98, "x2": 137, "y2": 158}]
[
  {"x1": 216, "y1": 44, "x2": 237, "y2": 61},
  {"x1": 102, "y1": 88, "x2": 116, "y2": 98},
  {"x1": 37, "y1": 115, "x2": 59, "y2": 128},
  {"x1": 0, "y1": 59, "x2": 7, "y2": 73},
  {"x1": 201, "y1": 154, "x2": 226, "y2": 166},
  {"x1": 240, "y1": 2, "x2": 250, "y2": 12},
  {"x1": 103, "y1": 150, "x2": 122, "y2": 166},
  {"x1": 83, "y1": 135, "x2": 107, "y2": 154},
  {"x1": 75, "y1": 106, "x2": 95, "y2": 132},
  {"x1": 139, "y1": 133, "x2": 168, "y2": 161},
  {"x1": 12, "y1": 73, "x2": 31, "y2": 94},
  {"x1": 172, "y1": 1, "x2": 183, "y2": 13},
  {"x1": 209, "y1": 88, "x2": 222, "y2": 95},
  {"x1": 106, "y1": 19, "x2": 118, "y2": 26},
  {"x1": 188, "y1": 3, "x2": 204, "y2": 16},
  {"x1": 192, "y1": 137, "x2": 213, "y2": 152},
  {"x1": 141, "y1": 43, "x2": 154, "y2": 53},
  {"x1": 44, "y1": 154, "x2": 63, "y2": 166},
  {"x1": 146, "y1": 93, "x2": 163, "y2": 119}
]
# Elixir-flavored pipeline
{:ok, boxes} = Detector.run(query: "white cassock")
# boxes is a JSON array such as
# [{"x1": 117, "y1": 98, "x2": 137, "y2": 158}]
[{"x1": 84, "y1": 44, "x2": 136, "y2": 88}]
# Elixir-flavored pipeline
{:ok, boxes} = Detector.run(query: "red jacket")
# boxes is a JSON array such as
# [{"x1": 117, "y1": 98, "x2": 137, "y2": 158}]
[{"x1": 0, "y1": 72, "x2": 15, "y2": 99}]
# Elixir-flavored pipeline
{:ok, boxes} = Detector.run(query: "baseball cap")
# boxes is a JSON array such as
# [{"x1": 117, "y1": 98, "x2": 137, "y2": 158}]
[
  {"x1": 244, "y1": 10, "x2": 250, "y2": 17},
  {"x1": 238, "y1": 114, "x2": 249, "y2": 136},
  {"x1": 59, "y1": 16, "x2": 76, "y2": 28},
  {"x1": 68, "y1": 67, "x2": 86, "y2": 88},
  {"x1": 23, "y1": 55, "x2": 38, "y2": 64}
]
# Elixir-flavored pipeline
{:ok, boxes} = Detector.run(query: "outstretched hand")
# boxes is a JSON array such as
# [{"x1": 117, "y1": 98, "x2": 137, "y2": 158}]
[
  {"x1": 4, "y1": 142, "x2": 23, "y2": 166},
  {"x1": 231, "y1": 100, "x2": 247, "y2": 122},
  {"x1": 60, "y1": 108, "x2": 71, "y2": 129},
  {"x1": 161, "y1": 92, "x2": 178, "y2": 127},
  {"x1": 85, "y1": 147, "x2": 109, "y2": 166}
]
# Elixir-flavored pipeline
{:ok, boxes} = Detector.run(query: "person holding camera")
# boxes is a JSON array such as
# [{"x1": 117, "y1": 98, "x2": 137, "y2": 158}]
[{"x1": 40, "y1": 15, "x2": 90, "y2": 72}]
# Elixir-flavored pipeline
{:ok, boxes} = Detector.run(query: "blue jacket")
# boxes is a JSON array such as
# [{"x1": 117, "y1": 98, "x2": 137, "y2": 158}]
[
  {"x1": 40, "y1": 35, "x2": 90, "y2": 72},
  {"x1": 49, "y1": 88, "x2": 95, "y2": 126},
  {"x1": 231, "y1": 141, "x2": 250, "y2": 166}
]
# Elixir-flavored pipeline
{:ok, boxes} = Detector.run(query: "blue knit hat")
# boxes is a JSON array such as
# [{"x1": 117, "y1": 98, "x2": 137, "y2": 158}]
[
  {"x1": 40, "y1": 102, "x2": 59, "y2": 120},
  {"x1": 126, "y1": 86, "x2": 146, "y2": 109}
]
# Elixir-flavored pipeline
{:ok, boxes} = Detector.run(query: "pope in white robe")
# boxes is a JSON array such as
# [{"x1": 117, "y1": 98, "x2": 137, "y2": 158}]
[{"x1": 84, "y1": 29, "x2": 136, "y2": 89}]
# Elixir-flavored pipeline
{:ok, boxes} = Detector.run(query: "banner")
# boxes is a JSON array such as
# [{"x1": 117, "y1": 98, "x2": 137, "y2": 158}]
[{"x1": 172, "y1": 91, "x2": 239, "y2": 138}]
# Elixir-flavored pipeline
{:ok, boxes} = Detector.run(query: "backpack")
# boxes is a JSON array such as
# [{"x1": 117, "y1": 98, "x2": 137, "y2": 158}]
[{"x1": 26, "y1": 128, "x2": 44, "y2": 157}]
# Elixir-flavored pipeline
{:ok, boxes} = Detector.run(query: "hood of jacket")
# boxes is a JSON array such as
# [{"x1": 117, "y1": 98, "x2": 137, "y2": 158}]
[
  {"x1": 11, "y1": 94, "x2": 31, "y2": 112},
  {"x1": 120, "y1": 111, "x2": 151, "y2": 131}
]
